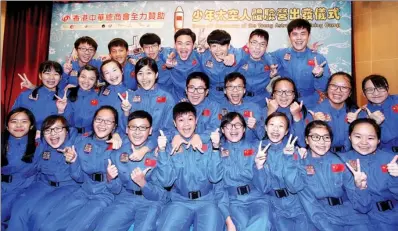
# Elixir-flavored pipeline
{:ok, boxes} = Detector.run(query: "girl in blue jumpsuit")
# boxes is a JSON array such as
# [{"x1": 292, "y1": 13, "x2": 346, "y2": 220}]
[
  {"x1": 341, "y1": 118, "x2": 398, "y2": 230},
  {"x1": 1, "y1": 107, "x2": 37, "y2": 229},
  {"x1": 94, "y1": 110, "x2": 168, "y2": 231},
  {"x1": 12, "y1": 60, "x2": 69, "y2": 130},
  {"x1": 155, "y1": 102, "x2": 224, "y2": 231},
  {"x1": 360, "y1": 75, "x2": 398, "y2": 153},
  {"x1": 38, "y1": 106, "x2": 121, "y2": 231},
  {"x1": 7, "y1": 115, "x2": 80, "y2": 231},
  {"x1": 265, "y1": 77, "x2": 309, "y2": 147},
  {"x1": 295, "y1": 120, "x2": 372, "y2": 230},
  {"x1": 253, "y1": 112, "x2": 313, "y2": 230},
  {"x1": 310, "y1": 72, "x2": 360, "y2": 153},
  {"x1": 218, "y1": 112, "x2": 271, "y2": 231}
]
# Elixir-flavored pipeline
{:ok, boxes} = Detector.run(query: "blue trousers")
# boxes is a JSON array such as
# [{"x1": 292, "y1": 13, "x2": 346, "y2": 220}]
[{"x1": 230, "y1": 198, "x2": 271, "y2": 231}]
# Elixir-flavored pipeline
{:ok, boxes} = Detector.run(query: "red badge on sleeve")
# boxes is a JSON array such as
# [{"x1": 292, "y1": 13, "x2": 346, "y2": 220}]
[
  {"x1": 244, "y1": 149, "x2": 254, "y2": 156},
  {"x1": 306, "y1": 165, "x2": 315, "y2": 175},
  {"x1": 293, "y1": 153, "x2": 299, "y2": 160},
  {"x1": 392, "y1": 104, "x2": 398, "y2": 113},
  {"x1": 202, "y1": 109, "x2": 210, "y2": 117},
  {"x1": 381, "y1": 164, "x2": 388, "y2": 173},
  {"x1": 264, "y1": 65, "x2": 270, "y2": 71},
  {"x1": 243, "y1": 110, "x2": 252, "y2": 118},
  {"x1": 90, "y1": 99, "x2": 98, "y2": 106},
  {"x1": 145, "y1": 158, "x2": 157, "y2": 167},
  {"x1": 202, "y1": 144, "x2": 208, "y2": 152},
  {"x1": 192, "y1": 59, "x2": 197, "y2": 66},
  {"x1": 121, "y1": 92, "x2": 127, "y2": 99},
  {"x1": 106, "y1": 143, "x2": 113, "y2": 150},
  {"x1": 130, "y1": 72, "x2": 136, "y2": 78},
  {"x1": 308, "y1": 59, "x2": 315, "y2": 66},
  {"x1": 156, "y1": 96, "x2": 166, "y2": 103},
  {"x1": 331, "y1": 164, "x2": 345, "y2": 173}
]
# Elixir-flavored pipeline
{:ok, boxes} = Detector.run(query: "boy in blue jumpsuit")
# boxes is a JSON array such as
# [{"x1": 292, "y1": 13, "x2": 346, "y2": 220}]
[
  {"x1": 61, "y1": 36, "x2": 102, "y2": 88},
  {"x1": 271, "y1": 19, "x2": 331, "y2": 109},
  {"x1": 94, "y1": 111, "x2": 168, "y2": 231},
  {"x1": 218, "y1": 72, "x2": 265, "y2": 141},
  {"x1": 155, "y1": 102, "x2": 224, "y2": 231},
  {"x1": 108, "y1": 38, "x2": 137, "y2": 90}
]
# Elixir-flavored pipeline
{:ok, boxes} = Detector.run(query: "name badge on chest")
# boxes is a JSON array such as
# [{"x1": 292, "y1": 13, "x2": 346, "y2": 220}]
[
  {"x1": 306, "y1": 165, "x2": 315, "y2": 175},
  {"x1": 42, "y1": 151, "x2": 51, "y2": 160},
  {"x1": 84, "y1": 143, "x2": 93, "y2": 153},
  {"x1": 120, "y1": 153, "x2": 129, "y2": 163},
  {"x1": 284, "y1": 53, "x2": 291, "y2": 61},
  {"x1": 102, "y1": 88, "x2": 111, "y2": 96}
]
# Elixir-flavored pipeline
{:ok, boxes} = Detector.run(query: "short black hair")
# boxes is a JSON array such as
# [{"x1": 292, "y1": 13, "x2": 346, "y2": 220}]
[
  {"x1": 174, "y1": 28, "x2": 196, "y2": 44},
  {"x1": 249, "y1": 29, "x2": 269, "y2": 42},
  {"x1": 224, "y1": 72, "x2": 246, "y2": 88},
  {"x1": 349, "y1": 118, "x2": 381, "y2": 140},
  {"x1": 220, "y1": 112, "x2": 246, "y2": 130},
  {"x1": 41, "y1": 115, "x2": 70, "y2": 140},
  {"x1": 69, "y1": 64, "x2": 100, "y2": 102},
  {"x1": 287, "y1": 19, "x2": 311, "y2": 35},
  {"x1": 305, "y1": 120, "x2": 334, "y2": 143},
  {"x1": 186, "y1": 72, "x2": 210, "y2": 89},
  {"x1": 108, "y1": 38, "x2": 128, "y2": 52},
  {"x1": 265, "y1": 111, "x2": 290, "y2": 131},
  {"x1": 135, "y1": 57, "x2": 158, "y2": 76},
  {"x1": 39, "y1": 60, "x2": 63, "y2": 76},
  {"x1": 139, "y1": 33, "x2": 161, "y2": 47},
  {"x1": 128, "y1": 110, "x2": 153, "y2": 127},
  {"x1": 173, "y1": 102, "x2": 196, "y2": 121},
  {"x1": 74, "y1": 36, "x2": 98, "y2": 51},
  {"x1": 361, "y1": 74, "x2": 389, "y2": 92},
  {"x1": 207, "y1": 29, "x2": 231, "y2": 45}
]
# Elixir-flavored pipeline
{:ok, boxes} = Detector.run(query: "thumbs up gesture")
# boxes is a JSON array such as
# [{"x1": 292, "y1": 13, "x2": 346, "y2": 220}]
[
  {"x1": 106, "y1": 159, "x2": 118, "y2": 181},
  {"x1": 266, "y1": 98, "x2": 279, "y2": 116},
  {"x1": 346, "y1": 108, "x2": 362, "y2": 123},
  {"x1": 54, "y1": 90, "x2": 68, "y2": 114},
  {"x1": 166, "y1": 52, "x2": 177, "y2": 68},
  {"x1": 363, "y1": 106, "x2": 385, "y2": 125},
  {"x1": 131, "y1": 167, "x2": 151, "y2": 187},
  {"x1": 308, "y1": 110, "x2": 328, "y2": 121},
  {"x1": 283, "y1": 134, "x2": 298, "y2": 155},
  {"x1": 312, "y1": 57, "x2": 327, "y2": 77},
  {"x1": 210, "y1": 128, "x2": 220, "y2": 149},
  {"x1": 290, "y1": 101, "x2": 303, "y2": 121},
  {"x1": 157, "y1": 130, "x2": 168, "y2": 152},
  {"x1": 387, "y1": 155, "x2": 398, "y2": 177},
  {"x1": 346, "y1": 159, "x2": 367, "y2": 190},
  {"x1": 255, "y1": 141, "x2": 271, "y2": 169},
  {"x1": 247, "y1": 111, "x2": 257, "y2": 129},
  {"x1": 63, "y1": 145, "x2": 77, "y2": 163}
]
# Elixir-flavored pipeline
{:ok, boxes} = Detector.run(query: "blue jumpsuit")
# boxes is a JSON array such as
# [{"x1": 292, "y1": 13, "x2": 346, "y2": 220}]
[
  {"x1": 38, "y1": 133, "x2": 117, "y2": 231},
  {"x1": 341, "y1": 149, "x2": 398, "y2": 231},
  {"x1": 296, "y1": 151, "x2": 372, "y2": 231},
  {"x1": 94, "y1": 140, "x2": 168, "y2": 231},
  {"x1": 252, "y1": 139, "x2": 313, "y2": 230},
  {"x1": 122, "y1": 61, "x2": 138, "y2": 91},
  {"x1": 7, "y1": 133, "x2": 80, "y2": 231},
  {"x1": 60, "y1": 59, "x2": 102, "y2": 89},
  {"x1": 360, "y1": 95, "x2": 398, "y2": 153},
  {"x1": 218, "y1": 138, "x2": 271, "y2": 231},
  {"x1": 238, "y1": 48, "x2": 276, "y2": 107},
  {"x1": 271, "y1": 47, "x2": 331, "y2": 109},
  {"x1": 12, "y1": 86, "x2": 70, "y2": 129},
  {"x1": 218, "y1": 99, "x2": 265, "y2": 141},
  {"x1": 1, "y1": 135, "x2": 37, "y2": 229},
  {"x1": 311, "y1": 99, "x2": 357, "y2": 153},
  {"x1": 199, "y1": 47, "x2": 243, "y2": 103},
  {"x1": 155, "y1": 142, "x2": 224, "y2": 231}
]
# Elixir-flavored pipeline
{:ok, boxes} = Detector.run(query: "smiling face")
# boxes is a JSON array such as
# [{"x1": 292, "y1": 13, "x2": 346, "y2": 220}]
[
  {"x1": 306, "y1": 126, "x2": 331, "y2": 157},
  {"x1": 137, "y1": 65, "x2": 158, "y2": 90},
  {"x1": 349, "y1": 123, "x2": 380, "y2": 155},
  {"x1": 289, "y1": 27, "x2": 309, "y2": 52},
  {"x1": 209, "y1": 43, "x2": 229, "y2": 62},
  {"x1": 77, "y1": 42, "x2": 96, "y2": 65},
  {"x1": 248, "y1": 35, "x2": 267, "y2": 60},
  {"x1": 39, "y1": 68, "x2": 61, "y2": 91},
  {"x1": 143, "y1": 43, "x2": 161, "y2": 60},
  {"x1": 224, "y1": 78, "x2": 246, "y2": 105},
  {"x1": 102, "y1": 61, "x2": 123, "y2": 86},
  {"x1": 186, "y1": 78, "x2": 208, "y2": 106},
  {"x1": 43, "y1": 120, "x2": 67, "y2": 149},
  {"x1": 273, "y1": 80, "x2": 295, "y2": 108},
  {"x1": 363, "y1": 80, "x2": 389, "y2": 104},
  {"x1": 7, "y1": 112, "x2": 31, "y2": 138},
  {"x1": 93, "y1": 109, "x2": 116, "y2": 140},
  {"x1": 127, "y1": 118, "x2": 152, "y2": 147},
  {"x1": 78, "y1": 69, "x2": 97, "y2": 91},
  {"x1": 221, "y1": 116, "x2": 245, "y2": 143},
  {"x1": 266, "y1": 116, "x2": 289, "y2": 143},
  {"x1": 327, "y1": 74, "x2": 352, "y2": 107},
  {"x1": 110, "y1": 46, "x2": 128, "y2": 65},
  {"x1": 174, "y1": 112, "x2": 196, "y2": 139},
  {"x1": 175, "y1": 35, "x2": 194, "y2": 61}
]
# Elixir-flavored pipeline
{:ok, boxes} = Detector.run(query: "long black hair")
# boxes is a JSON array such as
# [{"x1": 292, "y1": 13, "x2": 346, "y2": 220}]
[
  {"x1": 326, "y1": 72, "x2": 358, "y2": 112},
  {"x1": 31, "y1": 61, "x2": 63, "y2": 100},
  {"x1": 68, "y1": 64, "x2": 99, "y2": 102},
  {"x1": 2, "y1": 107, "x2": 37, "y2": 166}
]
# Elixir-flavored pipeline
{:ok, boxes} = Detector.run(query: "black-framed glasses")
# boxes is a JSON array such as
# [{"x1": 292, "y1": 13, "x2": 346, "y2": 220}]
[
  {"x1": 225, "y1": 85, "x2": 244, "y2": 91},
  {"x1": 187, "y1": 85, "x2": 206, "y2": 94},
  {"x1": 44, "y1": 127, "x2": 65, "y2": 135},
  {"x1": 329, "y1": 84, "x2": 351, "y2": 93},
  {"x1": 143, "y1": 44, "x2": 159, "y2": 50},
  {"x1": 128, "y1": 125, "x2": 150, "y2": 131},
  {"x1": 94, "y1": 118, "x2": 115, "y2": 125},
  {"x1": 224, "y1": 123, "x2": 244, "y2": 130},
  {"x1": 309, "y1": 134, "x2": 331, "y2": 142},
  {"x1": 249, "y1": 41, "x2": 267, "y2": 48},
  {"x1": 364, "y1": 87, "x2": 388, "y2": 94},
  {"x1": 78, "y1": 47, "x2": 95, "y2": 53},
  {"x1": 273, "y1": 90, "x2": 295, "y2": 96}
]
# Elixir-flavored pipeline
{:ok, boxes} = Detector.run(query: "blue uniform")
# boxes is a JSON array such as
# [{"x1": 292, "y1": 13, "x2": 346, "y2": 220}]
[
  {"x1": 252, "y1": 139, "x2": 313, "y2": 230},
  {"x1": 199, "y1": 47, "x2": 243, "y2": 103},
  {"x1": 122, "y1": 61, "x2": 138, "y2": 91},
  {"x1": 360, "y1": 95, "x2": 398, "y2": 153},
  {"x1": 94, "y1": 140, "x2": 168, "y2": 231},
  {"x1": 296, "y1": 151, "x2": 371, "y2": 230},
  {"x1": 218, "y1": 99, "x2": 265, "y2": 141},
  {"x1": 60, "y1": 59, "x2": 102, "y2": 89},
  {"x1": 12, "y1": 87, "x2": 70, "y2": 129},
  {"x1": 218, "y1": 138, "x2": 271, "y2": 231},
  {"x1": 7, "y1": 133, "x2": 80, "y2": 231},
  {"x1": 38, "y1": 134, "x2": 117, "y2": 231},
  {"x1": 311, "y1": 99, "x2": 357, "y2": 153},
  {"x1": 155, "y1": 142, "x2": 224, "y2": 231},
  {"x1": 341, "y1": 150, "x2": 398, "y2": 231},
  {"x1": 1, "y1": 135, "x2": 37, "y2": 229},
  {"x1": 271, "y1": 47, "x2": 331, "y2": 109}
]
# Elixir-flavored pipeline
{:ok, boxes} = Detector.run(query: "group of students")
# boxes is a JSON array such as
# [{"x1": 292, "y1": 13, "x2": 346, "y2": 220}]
[{"x1": 2, "y1": 18, "x2": 398, "y2": 231}]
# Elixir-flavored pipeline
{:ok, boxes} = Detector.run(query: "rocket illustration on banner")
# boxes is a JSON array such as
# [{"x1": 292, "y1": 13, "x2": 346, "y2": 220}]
[{"x1": 174, "y1": 6, "x2": 184, "y2": 32}]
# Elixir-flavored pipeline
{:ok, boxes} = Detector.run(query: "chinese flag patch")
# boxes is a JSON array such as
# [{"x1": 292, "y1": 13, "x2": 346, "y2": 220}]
[
  {"x1": 202, "y1": 144, "x2": 208, "y2": 152},
  {"x1": 381, "y1": 164, "x2": 388, "y2": 173},
  {"x1": 202, "y1": 109, "x2": 210, "y2": 117},
  {"x1": 264, "y1": 65, "x2": 270, "y2": 71},
  {"x1": 244, "y1": 149, "x2": 254, "y2": 156},
  {"x1": 90, "y1": 99, "x2": 98, "y2": 106},
  {"x1": 331, "y1": 164, "x2": 345, "y2": 173},
  {"x1": 145, "y1": 158, "x2": 157, "y2": 167},
  {"x1": 218, "y1": 114, "x2": 223, "y2": 120},
  {"x1": 308, "y1": 59, "x2": 315, "y2": 66},
  {"x1": 243, "y1": 110, "x2": 252, "y2": 118},
  {"x1": 192, "y1": 59, "x2": 197, "y2": 66},
  {"x1": 392, "y1": 104, "x2": 398, "y2": 113},
  {"x1": 156, "y1": 96, "x2": 166, "y2": 103},
  {"x1": 130, "y1": 72, "x2": 136, "y2": 78},
  {"x1": 121, "y1": 92, "x2": 127, "y2": 99}
]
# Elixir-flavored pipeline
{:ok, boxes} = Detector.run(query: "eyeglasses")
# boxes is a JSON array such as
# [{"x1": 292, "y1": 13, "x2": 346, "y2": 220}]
[
  {"x1": 143, "y1": 44, "x2": 159, "y2": 50},
  {"x1": 44, "y1": 127, "x2": 65, "y2": 135},
  {"x1": 273, "y1": 90, "x2": 295, "y2": 96},
  {"x1": 364, "y1": 87, "x2": 388, "y2": 94},
  {"x1": 94, "y1": 118, "x2": 115, "y2": 125},
  {"x1": 128, "y1": 125, "x2": 150, "y2": 131},
  {"x1": 224, "y1": 123, "x2": 244, "y2": 130},
  {"x1": 308, "y1": 134, "x2": 331, "y2": 142},
  {"x1": 249, "y1": 41, "x2": 267, "y2": 48},
  {"x1": 329, "y1": 84, "x2": 351, "y2": 93},
  {"x1": 78, "y1": 47, "x2": 96, "y2": 53},
  {"x1": 225, "y1": 85, "x2": 244, "y2": 91},
  {"x1": 187, "y1": 86, "x2": 206, "y2": 94}
]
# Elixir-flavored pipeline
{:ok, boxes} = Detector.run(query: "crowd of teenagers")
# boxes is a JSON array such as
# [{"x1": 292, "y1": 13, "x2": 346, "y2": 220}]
[{"x1": 2, "y1": 18, "x2": 398, "y2": 231}]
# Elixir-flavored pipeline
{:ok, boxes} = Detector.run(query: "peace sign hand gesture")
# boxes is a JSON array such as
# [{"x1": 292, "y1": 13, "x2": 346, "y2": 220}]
[
  {"x1": 18, "y1": 73, "x2": 36, "y2": 90},
  {"x1": 312, "y1": 57, "x2": 327, "y2": 77},
  {"x1": 54, "y1": 90, "x2": 68, "y2": 114},
  {"x1": 283, "y1": 134, "x2": 298, "y2": 155},
  {"x1": 255, "y1": 141, "x2": 271, "y2": 169},
  {"x1": 118, "y1": 91, "x2": 131, "y2": 116},
  {"x1": 346, "y1": 159, "x2": 368, "y2": 190}
]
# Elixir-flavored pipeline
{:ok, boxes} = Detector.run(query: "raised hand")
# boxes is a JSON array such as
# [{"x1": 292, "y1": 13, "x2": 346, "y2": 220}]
[
  {"x1": 346, "y1": 159, "x2": 367, "y2": 190},
  {"x1": 157, "y1": 130, "x2": 168, "y2": 152},
  {"x1": 63, "y1": 145, "x2": 77, "y2": 163},
  {"x1": 283, "y1": 134, "x2": 298, "y2": 155},
  {"x1": 310, "y1": 41, "x2": 323, "y2": 52},
  {"x1": 297, "y1": 147, "x2": 308, "y2": 159},
  {"x1": 312, "y1": 57, "x2": 327, "y2": 77},
  {"x1": 170, "y1": 134, "x2": 189, "y2": 155},
  {"x1": 308, "y1": 110, "x2": 329, "y2": 121},
  {"x1": 54, "y1": 90, "x2": 68, "y2": 114},
  {"x1": 100, "y1": 54, "x2": 111, "y2": 62},
  {"x1": 165, "y1": 52, "x2": 177, "y2": 68},
  {"x1": 290, "y1": 101, "x2": 303, "y2": 121},
  {"x1": 269, "y1": 64, "x2": 278, "y2": 78},
  {"x1": 118, "y1": 91, "x2": 131, "y2": 116},
  {"x1": 247, "y1": 111, "x2": 257, "y2": 129},
  {"x1": 387, "y1": 155, "x2": 398, "y2": 177},
  {"x1": 220, "y1": 54, "x2": 235, "y2": 66},
  {"x1": 18, "y1": 73, "x2": 36, "y2": 90},
  {"x1": 196, "y1": 28, "x2": 208, "y2": 53},
  {"x1": 107, "y1": 132, "x2": 122, "y2": 150},
  {"x1": 106, "y1": 159, "x2": 118, "y2": 181},
  {"x1": 210, "y1": 128, "x2": 220, "y2": 149},
  {"x1": 63, "y1": 55, "x2": 73, "y2": 75},
  {"x1": 346, "y1": 108, "x2": 362, "y2": 123},
  {"x1": 131, "y1": 167, "x2": 151, "y2": 187},
  {"x1": 266, "y1": 97, "x2": 279, "y2": 115},
  {"x1": 255, "y1": 141, "x2": 271, "y2": 169},
  {"x1": 189, "y1": 134, "x2": 204, "y2": 153},
  {"x1": 363, "y1": 107, "x2": 385, "y2": 125},
  {"x1": 129, "y1": 144, "x2": 148, "y2": 161}
]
